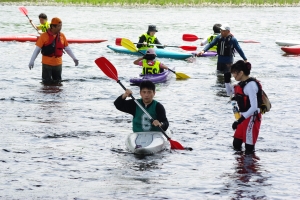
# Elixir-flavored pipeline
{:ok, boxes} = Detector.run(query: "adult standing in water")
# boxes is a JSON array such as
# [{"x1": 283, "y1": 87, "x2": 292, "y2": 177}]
[
  {"x1": 29, "y1": 13, "x2": 50, "y2": 35},
  {"x1": 28, "y1": 17, "x2": 79, "y2": 84},
  {"x1": 114, "y1": 80, "x2": 169, "y2": 132},
  {"x1": 137, "y1": 25, "x2": 165, "y2": 50},
  {"x1": 224, "y1": 61, "x2": 263, "y2": 154},
  {"x1": 197, "y1": 24, "x2": 248, "y2": 73}
]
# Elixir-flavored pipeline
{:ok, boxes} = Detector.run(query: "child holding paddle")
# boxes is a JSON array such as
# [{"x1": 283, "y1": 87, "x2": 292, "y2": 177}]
[
  {"x1": 137, "y1": 25, "x2": 165, "y2": 50},
  {"x1": 114, "y1": 80, "x2": 169, "y2": 132},
  {"x1": 224, "y1": 60, "x2": 263, "y2": 154},
  {"x1": 133, "y1": 48, "x2": 169, "y2": 74},
  {"x1": 29, "y1": 13, "x2": 50, "y2": 35},
  {"x1": 200, "y1": 23, "x2": 222, "y2": 52}
]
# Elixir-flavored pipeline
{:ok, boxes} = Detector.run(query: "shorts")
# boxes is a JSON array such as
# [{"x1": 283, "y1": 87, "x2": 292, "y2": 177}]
[
  {"x1": 234, "y1": 113, "x2": 262, "y2": 145},
  {"x1": 42, "y1": 64, "x2": 62, "y2": 84}
]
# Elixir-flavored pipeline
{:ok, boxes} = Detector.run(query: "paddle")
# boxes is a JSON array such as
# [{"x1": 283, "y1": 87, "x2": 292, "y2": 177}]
[
  {"x1": 182, "y1": 33, "x2": 260, "y2": 43},
  {"x1": 117, "y1": 38, "x2": 190, "y2": 79},
  {"x1": 115, "y1": 38, "x2": 197, "y2": 51},
  {"x1": 19, "y1": 6, "x2": 38, "y2": 31},
  {"x1": 95, "y1": 57, "x2": 191, "y2": 150}
]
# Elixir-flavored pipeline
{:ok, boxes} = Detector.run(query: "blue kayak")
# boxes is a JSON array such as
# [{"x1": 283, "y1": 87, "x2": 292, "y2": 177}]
[
  {"x1": 107, "y1": 45, "x2": 193, "y2": 60},
  {"x1": 130, "y1": 68, "x2": 173, "y2": 85}
]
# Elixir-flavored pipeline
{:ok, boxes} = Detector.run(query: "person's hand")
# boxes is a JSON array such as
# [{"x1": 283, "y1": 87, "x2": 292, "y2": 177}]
[
  {"x1": 152, "y1": 120, "x2": 162, "y2": 127},
  {"x1": 244, "y1": 60, "x2": 248, "y2": 63},
  {"x1": 143, "y1": 42, "x2": 147, "y2": 46},
  {"x1": 28, "y1": 61, "x2": 34, "y2": 70},
  {"x1": 200, "y1": 42, "x2": 204, "y2": 46},
  {"x1": 232, "y1": 116, "x2": 245, "y2": 130},
  {"x1": 197, "y1": 51, "x2": 204, "y2": 57},
  {"x1": 163, "y1": 44, "x2": 167, "y2": 47},
  {"x1": 260, "y1": 104, "x2": 267, "y2": 114},
  {"x1": 74, "y1": 59, "x2": 79, "y2": 66},
  {"x1": 122, "y1": 89, "x2": 132, "y2": 99},
  {"x1": 29, "y1": 19, "x2": 32, "y2": 23},
  {"x1": 224, "y1": 72, "x2": 231, "y2": 83}
]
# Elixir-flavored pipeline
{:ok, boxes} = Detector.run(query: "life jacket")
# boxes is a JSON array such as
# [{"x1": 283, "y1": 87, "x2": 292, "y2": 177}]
[
  {"x1": 207, "y1": 33, "x2": 219, "y2": 52},
  {"x1": 41, "y1": 30, "x2": 64, "y2": 57},
  {"x1": 133, "y1": 99, "x2": 160, "y2": 132},
  {"x1": 234, "y1": 78, "x2": 263, "y2": 113},
  {"x1": 217, "y1": 35, "x2": 235, "y2": 56},
  {"x1": 138, "y1": 33, "x2": 156, "y2": 50},
  {"x1": 142, "y1": 60, "x2": 160, "y2": 75},
  {"x1": 38, "y1": 21, "x2": 50, "y2": 32}
]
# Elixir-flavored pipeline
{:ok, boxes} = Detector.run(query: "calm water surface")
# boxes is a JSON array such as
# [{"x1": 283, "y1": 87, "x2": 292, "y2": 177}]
[{"x1": 0, "y1": 5, "x2": 300, "y2": 199}]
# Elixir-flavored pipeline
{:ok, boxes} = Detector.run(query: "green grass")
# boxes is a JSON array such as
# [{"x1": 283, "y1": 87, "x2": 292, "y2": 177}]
[{"x1": 0, "y1": 0, "x2": 299, "y2": 5}]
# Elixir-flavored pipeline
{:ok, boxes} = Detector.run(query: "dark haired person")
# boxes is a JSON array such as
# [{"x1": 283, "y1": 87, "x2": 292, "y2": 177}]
[
  {"x1": 28, "y1": 17, "x2": 79, "y2": 84},
  {"x1": 136, "y1": 25, "x2": 165, "y2": 50},
  {"x1": 224, "y1": 60, "x2": 263, "y2": 154},
  {"x1": 29, "y1": 13, "x2": 50, "y2": 35},
  {"x1": 114, "y1": 80, "x2": 169, "y2": 132},
  {"x1": 200, "y1": 23, "x2": 222, "y2": 52},
  {"x1": 133, "y1": 48, "x2": 168, "y2": 74},
  {"x1": 197, "y1": 24, "x2": 248, "y2": 73}
]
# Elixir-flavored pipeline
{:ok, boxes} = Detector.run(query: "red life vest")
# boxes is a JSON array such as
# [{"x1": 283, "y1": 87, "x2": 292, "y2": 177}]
[
  {"x1": 41, "y1": 30, "x2": 64, "y2": 57},
  {"x1": 234, "y1": 78, "x2": 263, "y2": 112}
]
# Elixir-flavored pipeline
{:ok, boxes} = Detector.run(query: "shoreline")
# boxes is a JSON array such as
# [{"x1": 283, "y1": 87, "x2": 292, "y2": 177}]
[{"x1": 1, "y1": 1, "x2": 300, "y2": 7}]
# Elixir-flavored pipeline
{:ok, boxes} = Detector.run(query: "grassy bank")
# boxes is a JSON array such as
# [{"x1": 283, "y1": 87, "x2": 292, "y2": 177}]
[{"x1": 1, "y1": 0, "x2": 300, "y2": 6}]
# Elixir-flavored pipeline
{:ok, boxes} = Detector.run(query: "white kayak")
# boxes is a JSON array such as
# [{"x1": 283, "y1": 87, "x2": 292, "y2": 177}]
[
  {"x1": 275, "y1": 40, "x2": 300, "y2": 46},
  {"x1": 125, "y1": 131, "x2": 170, "y2": 155}
]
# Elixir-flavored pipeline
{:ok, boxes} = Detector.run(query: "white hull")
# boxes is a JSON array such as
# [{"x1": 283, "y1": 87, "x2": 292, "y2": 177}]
[
  {"x1": 275, "y1": 40, "x2": 300, "y2": 46},
  {"x1": 125, "y1": 131, "x2": 169, "y2": 155}
]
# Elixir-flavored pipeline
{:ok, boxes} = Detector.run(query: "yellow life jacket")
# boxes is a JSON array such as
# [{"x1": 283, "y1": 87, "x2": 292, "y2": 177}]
[
  {"x1": 142, "y1": 60, "x2": 160, "y2": 74},
  {"x1": 207, "y1": 33, "x2": 219, "y2": 52},
  {"x1": 38, "y1": 21, "x2": 50, "y2": 32},
  {"x1": 139, "y1": 33, "x2": 156, "y2": 50}
]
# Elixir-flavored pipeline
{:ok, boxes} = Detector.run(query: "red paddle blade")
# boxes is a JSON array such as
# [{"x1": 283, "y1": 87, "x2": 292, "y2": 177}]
[
  {"x1": 181, "y1": 46, "x2": 197, "y2": 51},
  {"x1": 169, "y1": 139, "x2": 185, "y2": 150},
  {"x1": 94, "y1": 57, "x2": 118, "y2": 81},
  {"x1": 115, "y1": 38, "x2": 122, "y2": 46},
  {"x1": 182, "y1": 34, "x2": 200, "y2": 42},
  {"x1": 19, "y1": 6, "x2": 28, "y2": 15}
]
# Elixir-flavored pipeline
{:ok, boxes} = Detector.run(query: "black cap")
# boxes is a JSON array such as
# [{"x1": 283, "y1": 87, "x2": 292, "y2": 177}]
[{"x1": 148, "y1": 25, "x2": 158, "y2": 32}]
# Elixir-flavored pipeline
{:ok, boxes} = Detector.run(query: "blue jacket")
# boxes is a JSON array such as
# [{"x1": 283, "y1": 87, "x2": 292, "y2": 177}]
[{"x1": 203, "y1": 34, "x2": 247, "y2": 64}]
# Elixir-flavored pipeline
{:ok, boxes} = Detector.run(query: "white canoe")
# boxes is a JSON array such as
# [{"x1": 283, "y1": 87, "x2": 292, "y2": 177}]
[
  {"x1": 125, "y1": 131, "x2": 169, "y2": 155},
  {"x1": 275, "y1": 40, "x2": 300, "y2": 46}
]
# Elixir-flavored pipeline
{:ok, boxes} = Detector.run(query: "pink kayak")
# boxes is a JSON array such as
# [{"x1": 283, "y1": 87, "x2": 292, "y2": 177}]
[
  {"x1": 0, "y1": 35, "x2": 107, "y2": 44},
  {"x1": 281, "y1": 45, "x2": 300, "y2": 54}
]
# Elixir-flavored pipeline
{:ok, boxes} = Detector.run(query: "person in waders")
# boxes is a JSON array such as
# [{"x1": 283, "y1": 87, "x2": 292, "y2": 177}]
[{"x1": 28, "y1": 17, "x2": 78, "y2": 84}]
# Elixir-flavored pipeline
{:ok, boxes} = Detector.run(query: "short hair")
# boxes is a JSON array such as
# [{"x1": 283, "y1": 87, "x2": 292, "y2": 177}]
[
  {"x1": 39, "y1": 13, "x2": 47, "y2": 20},
  {"x1": 213, "y1": 24, "x2": 222, "y2": 33},
  {"x1": 231, "y1": 60, "x2": 252, "y2": 76},
  {"x1": 140, "y1": 80, "x2": 155, "y2": 92}
]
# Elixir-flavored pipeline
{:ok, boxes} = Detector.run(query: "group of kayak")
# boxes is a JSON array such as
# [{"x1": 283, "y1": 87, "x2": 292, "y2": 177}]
[{"x1": 276, "y1": 40, "x2": 300, "y2": 54}]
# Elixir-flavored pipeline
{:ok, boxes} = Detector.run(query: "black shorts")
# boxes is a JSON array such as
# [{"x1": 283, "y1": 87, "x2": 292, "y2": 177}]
[
  {"x1": 42, "y1": 64, "x2": 62, "y2": 84},
  {"x1": 217, "y1": 62, "x2": 232, "y2": 73}
]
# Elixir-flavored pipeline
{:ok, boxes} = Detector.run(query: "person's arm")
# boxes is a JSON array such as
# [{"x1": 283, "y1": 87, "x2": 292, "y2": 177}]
[
  {"x1": 137, "y1": 35, "x2": 146, "y2": 48},
  {"x1": 154, "y1": 38, "x2": 164, "y2": 49},
  {"x1": 201, "y1": 38, "x2": 208, "y2": 46},
  {"x1": 64, "y1": 46, "x2": 79, "y2": 66},
  {"x1": 28, "y1": 46, "x2": 41, "y2": 70},
  {"x1": 114, "y1": 93, "x2": 137, "y2": 116},
  {"x1": 232, "y1": 38, "x2": 247, "y2": 61},
  {"x1": 159, "y1": 63, "x2": 169, "y2": 70},
  {"x1": 29, "y1": 19, "x2": 38, "y2": 31},
  {"x1": 133, "y1": 57, "x2": 143, "y2": 65},
  {"x1": 155, "y1": 102, "x2": 169, "y2": 131},
  {"x1": 241, "y1": 82, "x2": 259, "y2": 118}
]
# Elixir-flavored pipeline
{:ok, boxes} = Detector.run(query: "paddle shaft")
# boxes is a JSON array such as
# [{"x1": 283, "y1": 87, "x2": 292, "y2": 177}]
[
  {"x1": 117, "y1": 80, "x2": 171, "y2": 140},
  {"x1": 135, "y1": 43, "x2": 188, "y2": 48}
]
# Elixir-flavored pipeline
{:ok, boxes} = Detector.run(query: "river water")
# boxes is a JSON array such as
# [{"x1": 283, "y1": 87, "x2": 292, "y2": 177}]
[{"x1": 1, "y1": 5, "x2": 300, "y2": 199}]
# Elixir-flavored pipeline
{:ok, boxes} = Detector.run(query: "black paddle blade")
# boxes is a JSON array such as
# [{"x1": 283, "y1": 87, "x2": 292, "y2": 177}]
[{"x1": 95, "y1": 57, "x2": 118, "y2": 81}]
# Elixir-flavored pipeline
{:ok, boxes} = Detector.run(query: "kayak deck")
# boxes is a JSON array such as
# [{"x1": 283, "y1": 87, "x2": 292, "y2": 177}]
[
  {"x1": 129, "y1": 68, "x2": 174, "y2": 85},
  {"x1": 125, "y1": 132, "x2": 169, "y2": 155},
  {"x1": 107, "y1": 45, "x2": 192, "y2": 60}
]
